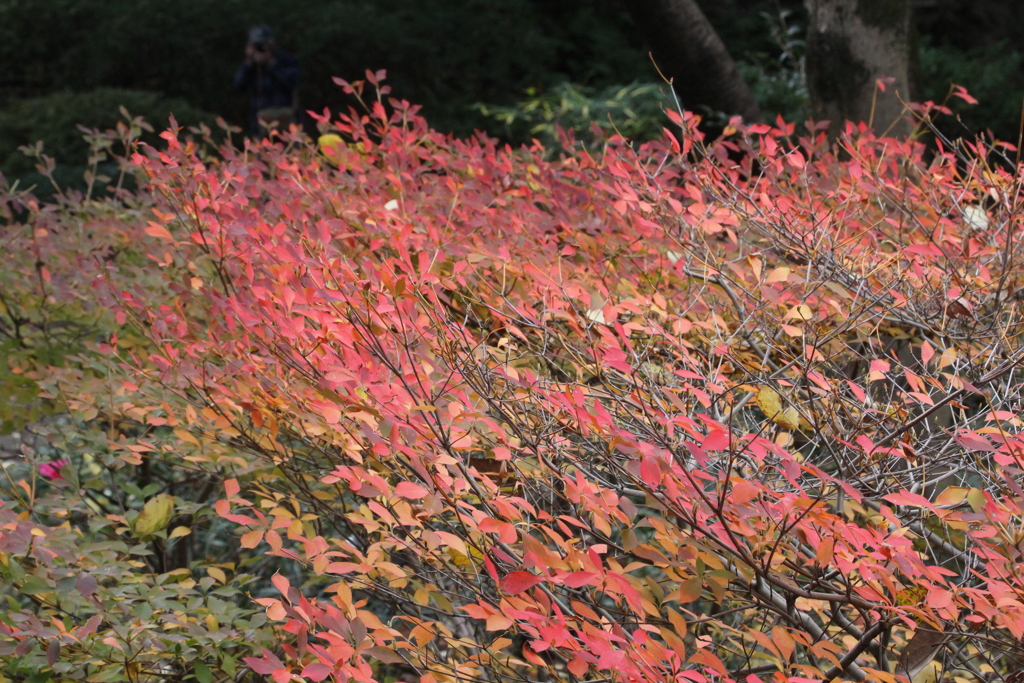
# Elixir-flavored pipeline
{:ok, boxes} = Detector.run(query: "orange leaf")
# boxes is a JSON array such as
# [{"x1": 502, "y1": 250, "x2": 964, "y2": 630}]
[
  {"x1": 816, "y1": 537, "x2": 835, "y2": 566},
  {"x1": 240, "y1": 529, "x2": 265, "y2": 549}
]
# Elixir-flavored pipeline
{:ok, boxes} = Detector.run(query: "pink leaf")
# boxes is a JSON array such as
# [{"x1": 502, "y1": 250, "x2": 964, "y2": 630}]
[
  {"x1": 562, "y1": 571, "x2": 597, "y2": 588},
  {"x1": 394, "y1": 481, "x2": 428, "y2": 499},
  {"x1": 271, "y1": 573, "x2": 291, "y2": 596},
  {"x1": 920, "y1": 340, "x2": 934, "y2": 365},
  {"x1": 702, "y1": 430, "x2": 730, "y2": 451},
  {"x1": 501, "y1": 571, "x2": 544, "y2": 595},
  {"x1": 300, "y1": 663, "x2": 334, "y2": 682},
  {"x1": 597, "y1": 649, "x2": 626, "y2": 670},
  {"x1": 883, "y1": 491, "x2": 933, "y2": 510},
  {"x1": 244, "y1": 649, "x2": 285, "y2": 675},
  {"x1": 957, "y1": 431, "x2": 994, "y2": 452}
]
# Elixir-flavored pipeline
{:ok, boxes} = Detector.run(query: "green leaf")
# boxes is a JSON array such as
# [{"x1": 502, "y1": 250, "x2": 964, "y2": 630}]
[
  {"x1": 194, "y1": 661, "x2": 212, "y2": 683},
  {"x1": 20, "y1": 575, "x2": 53, "y2": 595},
  {"x1": 221, "y1": 655, "x2": 237, "y2": 677}
]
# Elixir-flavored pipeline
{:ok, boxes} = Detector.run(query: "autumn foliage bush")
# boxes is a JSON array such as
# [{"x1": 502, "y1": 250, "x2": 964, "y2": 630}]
[{"x1": 4, "y1": 74, "x2": 1024, "y2": 683}]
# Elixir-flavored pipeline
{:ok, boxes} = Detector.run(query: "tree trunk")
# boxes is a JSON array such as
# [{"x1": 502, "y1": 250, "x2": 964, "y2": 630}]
[
  {"x1": 806, "y1": 0, "x2": 914, "y2": 137},
  {"x1": 626, "y1": 0, "x2": 763, "y2": 123}
]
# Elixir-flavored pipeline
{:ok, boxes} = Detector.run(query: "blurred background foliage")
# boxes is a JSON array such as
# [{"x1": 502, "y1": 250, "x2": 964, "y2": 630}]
[
  {"x1": 0, "y1": 89, "x2": 217, "y2": 196},
  {"x1": 1, "y1": 0, "x2": 1022, "y2": 182}
]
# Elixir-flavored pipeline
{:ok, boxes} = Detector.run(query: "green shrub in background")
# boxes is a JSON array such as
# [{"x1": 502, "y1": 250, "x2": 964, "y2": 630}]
[
  {"x1": 919, "y1": 39, "x2": 1024, "y2": 142},
  {"x1": 0, "y1": 89, "x2": 218, "y2": 193},
  {"x1": 475, "y1": 82, "x2": 672, "y2": 150},
  {"x1": 739, "y1": 9, "x2": 809, "y2": 127},
  {"x1": 475, "y1": 7, "x2": 810, "y2": 150}
]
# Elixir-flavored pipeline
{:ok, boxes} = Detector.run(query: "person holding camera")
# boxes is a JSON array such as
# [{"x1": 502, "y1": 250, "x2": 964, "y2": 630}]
[{"x1": 233, "y1": 25, "x2": 301, "y2": 135}]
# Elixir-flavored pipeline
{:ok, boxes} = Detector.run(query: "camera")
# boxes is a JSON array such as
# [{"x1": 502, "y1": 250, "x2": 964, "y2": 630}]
[{"x1": 248, "y1": 25, "x2": 274, "y2": 52}]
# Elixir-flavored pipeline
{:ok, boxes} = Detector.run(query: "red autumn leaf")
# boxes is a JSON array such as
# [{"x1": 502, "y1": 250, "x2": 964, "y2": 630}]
[
  {"x1": 567, "y1": 655, "x2": 590, "y2": 676},
  {"x1": 562, "y1": 571, "x2": 598, "y2": 588},
  {"x1": 144, "y1": 222, "x2": 174, "y2": 241},
  {"x1": 640, "y1": 456, "x2": 660, "y2": 486},
  {"x1": 300, "y1": 662, "x2": 334, "y2": 682},
  {"x1": 597, "y1": 649, "x2": 626, "y2": 670},
  {"x1": 702, "y1": 430, "x2": 730, "y2": 451},
  {"x1": 244, "y1": 649, "x2": 285, "y2": 675},
  {"x1": 501, "y1": 571, "x2": 544, "y2": 595}
]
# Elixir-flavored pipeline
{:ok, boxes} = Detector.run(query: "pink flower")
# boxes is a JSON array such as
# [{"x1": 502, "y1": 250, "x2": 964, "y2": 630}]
[{"x1": 39, "y1": 459, "x2": 69, "y2": 481}]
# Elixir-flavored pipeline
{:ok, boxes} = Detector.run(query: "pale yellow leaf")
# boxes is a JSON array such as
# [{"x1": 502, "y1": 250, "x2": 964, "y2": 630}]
[
  {"x1": 756, "y1": 386, "x2": 801, "y2": 430},
  {"x1": 787, "y1": 304, "x2": 814, "y2": 321},
  {"x1": 134, "y1": 494, "x2": 175, "y2": 536}
]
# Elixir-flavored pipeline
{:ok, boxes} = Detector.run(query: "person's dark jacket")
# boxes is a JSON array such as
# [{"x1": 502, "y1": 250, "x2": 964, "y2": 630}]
[{"x1": 233, "y1": 51, "x2": 300, "y2": 132}]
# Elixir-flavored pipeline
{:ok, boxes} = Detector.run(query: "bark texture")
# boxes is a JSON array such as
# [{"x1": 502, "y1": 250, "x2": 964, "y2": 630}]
[
  {"x1": 806, "y1": 0, "x2": 914, "y2": 137},
  {"x1": 626, "y1": 0, "x2": 763, "y2": 122}
]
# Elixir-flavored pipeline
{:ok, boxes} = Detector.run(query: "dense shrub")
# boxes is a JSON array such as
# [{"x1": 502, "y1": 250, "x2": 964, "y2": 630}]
[{"x1": 5, "y1": 76, "x2": 1024, "y2": 683}]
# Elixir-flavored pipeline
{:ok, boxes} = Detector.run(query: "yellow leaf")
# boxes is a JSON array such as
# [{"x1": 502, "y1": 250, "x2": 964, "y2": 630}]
[
  {"x1": 660, "y1": 626, "x2": 687, "y2": 656},
  {"x1": 787, "y1": 304, "x2": 814, "y2": 321},
  {"x1": 134, "y1": 494, "x2": 175, "y2": 536},
  {"x1": 168, "y1": 526, "x2": 191, "y2": 539},
  {"x1": 967, "y1": 488, "x2": 986, "y2": 513},
  {"x1": 911, "y1": 661, "x2": 941, "y2": 683},
  {"x1": 207, "y1": 567, "x2": 227, "y2": 584},
  {"x1": 746, "y1": 255, "x2": 762, "y2": 281},
  {"x1": 676, "y1": 577, "x2": 702, "y2": 603},
  {"x1": 766, "y1": 267, "x2": 790, "y2": 283},
  {"x1": 756, "y1": 386, "x2": 783, "y2": 419},
  {"x1": 778, "y1": 407, "x2": 801, "y2": 430},
  {"x1": 318, "y1": 134, "x2": 344, "y2": 157},
  {"x1": 410, "y1": 624, "x2": 435, "y2": 647},
  {"x1": 934, "y1": 486, "x2": 968, "y2": 507},
  {"x1": 894, "y1": 585, "x2": 927, "y2": 606},
  {"x1": 756, "y1": 387, "x2": 802, "y2": 430}
]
